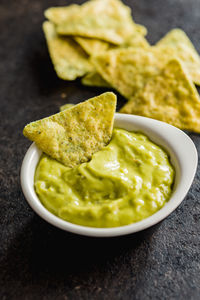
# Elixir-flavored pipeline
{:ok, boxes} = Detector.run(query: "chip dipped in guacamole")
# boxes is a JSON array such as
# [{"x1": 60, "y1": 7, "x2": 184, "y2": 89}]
[
  {"x1": 23, "y1": 92, "x2": 116, "y2": 168},
  {"x1": 23, "y1": 92, "x2": 174, "y2": 228},
  {"x1": 34, "y1": 128, "x2": 174, "y2": 228}
]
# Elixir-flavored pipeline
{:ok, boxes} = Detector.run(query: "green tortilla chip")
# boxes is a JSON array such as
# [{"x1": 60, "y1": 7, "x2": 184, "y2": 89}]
[
  {"x1": 74, "y1": 37, "x2": 113, "y2": 56},
  {"x1": 79, "y1": 34, "x2": 150, "y2": 88},
  {"x1": 44, "y1": 4, "x2": 79, "y2": 25},
  {"x1": 156, "y1": 29, "x2": 200, "y2": 85},
  {"x1": 82, "y1": 72, "x2": 111, "y2": 88},
  {"x1": 92, "y1": 44, "x2": 200, "y2": 98},
  {"x1": 43, "y1": 21, "x2": 93, "y2": 80},
  {"x1": 92, "y1": 48, "x2": 168, "y2": 99},
  {"x1": 60, "y1": 103, "x2": 75, "y2": 111},
  {"x1": 77, "y1": 33, "x2": 149, "y2": 88},
  {"x1": 75, "y1": 32, "x2": 149, "y2": 56},
  {"x1": 45, "y1": 2, "x2": 147, "y2": 38},
  {"x1": 46, "y1": 0, "x2": 146, "y2": 45},
  {"x1": 124, "y1": 33, "x2": 149, "y2": 49},
  {"x1": 156, "y1": 28, "x2": 196, "y2": 49},
  {"x1": 120, "y1": 59, "x2": 200, "y2": 133},
  {"x1": 23, "y1": 92, "x2": 117, "y2": 167}
]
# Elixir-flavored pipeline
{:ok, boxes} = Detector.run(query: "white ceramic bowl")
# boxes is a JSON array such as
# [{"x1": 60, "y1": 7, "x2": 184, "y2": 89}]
[{"x1": 21, "y1": 114, "x2": 198, "y2": 237}]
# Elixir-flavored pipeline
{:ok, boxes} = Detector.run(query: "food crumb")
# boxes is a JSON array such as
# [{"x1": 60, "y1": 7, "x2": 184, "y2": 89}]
[{"x1": 61, "y1": 92, "x2": 67, "y2": 99}]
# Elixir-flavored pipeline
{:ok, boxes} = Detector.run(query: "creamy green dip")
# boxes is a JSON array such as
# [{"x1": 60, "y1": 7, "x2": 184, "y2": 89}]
[{"x1": 35, "y1": 128, "x2": 174, "y2": 227}]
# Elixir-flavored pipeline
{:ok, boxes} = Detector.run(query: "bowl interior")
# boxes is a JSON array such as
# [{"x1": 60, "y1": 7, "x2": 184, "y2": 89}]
[{"x1": 21, "y1": 114, "x2": 197, "y2": 237}]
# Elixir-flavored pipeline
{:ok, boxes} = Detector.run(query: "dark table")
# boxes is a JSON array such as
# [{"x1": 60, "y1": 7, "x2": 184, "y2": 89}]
[{"x1": 1, "y1": 0, "x2": 200, "y2": 299}]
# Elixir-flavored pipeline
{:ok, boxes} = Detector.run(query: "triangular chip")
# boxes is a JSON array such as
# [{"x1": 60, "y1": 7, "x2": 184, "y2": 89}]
[
  {"x1": 75, "y1": 33, "x2": 149, "y2": 56},
  {"x1": 23, "y1": 92, "x2": 117, "y2": 167},
  {"x1": 120, "y1": 59, "x2": 200, "y2": 133},
  {"x1": 92, "y1": 48, "x2": 168, "y2": 99},
  {"x1": 44, "y1": 4, "x2": 79, "y2": 25},
  {"x1": 74, "y1": 37, "x2": 113, "y2": 56},
  {"x1": 125, "y1": 34, "x2": 150, "y2": 49},
  {"x1": 156, "y1": 29, "x2": 200, "y2": 85},
  {"x1": 156, "y1": 28, "x2": 197, "y2": 49},
  {"x1": 79, "y1": 34, "x2": 150, "y2": 89},
  {"x1": 92, "y1": 45, "x2": 200, "y2": 99},
  {"x1": 80, "y1": 34, "x2": 150, "y2": 88},
  {"x1": 81, "y1": 72, "x2": 111, "y2": 88},
  {"x1": 43, "y1": 21, "x2": 93, "y2": 80},
  {"x1": 46, "y1": 0, "x2": 146, "y2": 45}
]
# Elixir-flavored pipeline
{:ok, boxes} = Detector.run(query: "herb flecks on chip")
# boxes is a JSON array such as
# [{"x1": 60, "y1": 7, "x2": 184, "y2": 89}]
[
  {"x1": 156, "y1": 29, "x2": 200, "y2": 85},
  {"x1": 46, "y1": 0, "x2": 147, "y2": 45},
  {"x1": 43, "y1": 21, "x2": 93, "y2": 80},
  {"x1": 23, "y1": 92, "x2": 117, "y2": 167},
  {"x1": 120, "y1": 59, "x2": 200, "y2": 133}
]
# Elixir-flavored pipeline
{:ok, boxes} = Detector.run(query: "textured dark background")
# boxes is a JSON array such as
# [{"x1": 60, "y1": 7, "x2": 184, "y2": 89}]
[{"x1": 1, "y1": 0, "x2": 200, "y2": 299}]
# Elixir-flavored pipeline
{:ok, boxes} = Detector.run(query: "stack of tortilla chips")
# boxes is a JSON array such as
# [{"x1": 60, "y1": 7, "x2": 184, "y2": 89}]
[{"x1": 43, "y1": 0, "x2": 200, "y2": 133}]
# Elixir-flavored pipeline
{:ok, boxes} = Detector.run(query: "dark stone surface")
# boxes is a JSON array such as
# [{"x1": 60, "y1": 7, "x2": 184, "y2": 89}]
[{"x1": 0, "y1": 0, "x2": 200, "y2": 299}]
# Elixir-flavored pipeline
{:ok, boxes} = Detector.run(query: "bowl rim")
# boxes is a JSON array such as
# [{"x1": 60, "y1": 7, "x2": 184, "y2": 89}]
[{"x1": 20, "y1": 113, "x2": 198, "y2": 237}]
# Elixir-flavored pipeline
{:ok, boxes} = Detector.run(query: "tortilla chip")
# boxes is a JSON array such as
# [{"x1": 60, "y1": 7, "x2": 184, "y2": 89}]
[
  {"x1": 82, "y1": 72, "x2": 111, "y2": 88},
  {"x1": 45, "y1": 1, "x2": 147, "y2": 38},
  {"x1": 92, "y1": 44, "x2": 200, "y2": 99},
  {"x1": 23, "y1": 92, "x2": 117, "y2": 167},
  {"x1": 156, "y1": 29, "x2": 200, "y2": 85},
  {"x1": 78, "y1": 34, "x2": 149, "y2": 88},
  {"x1": 60, "y1": 103, "x2": 74, "y2": 111},
  {"x1": 46, "y1": 0, "x2": 146, "y2": 45},
  {"x1": 120, "y1": 59, "x2": 200, "y2": 133},
  {"x1": 43, "y1": 21, "x2": 93, "y2": 80},
  {"x1": 75, "y1": 32, "x2": 149, "y2": 56},
  {"x1": 92, "y1": 48, "x2": 168, "y2": 99},
  {"x1": 74, "y1": 37, "x2": 113, "y2": 56},
  {"x1": 124, "y1": 33, "x2": 150, "y2": 49},
  {"x1": 156, "y1": 29, "x2": 196, "y2": 49},
  {"x1": 44, "y1": 4, "x2": 80, "y2": 25}
]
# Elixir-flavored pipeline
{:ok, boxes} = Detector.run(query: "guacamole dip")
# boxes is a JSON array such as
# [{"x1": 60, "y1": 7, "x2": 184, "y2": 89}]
[{"x1": 35, "y1": 128, "x2": 174, "y2": 227}]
